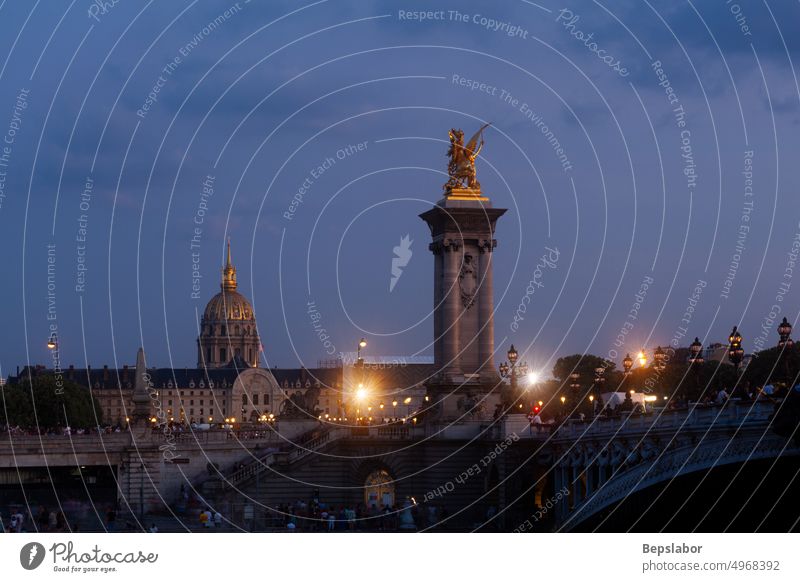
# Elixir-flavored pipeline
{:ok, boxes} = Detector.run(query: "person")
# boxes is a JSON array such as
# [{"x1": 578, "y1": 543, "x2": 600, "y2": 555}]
[
  {"x1": 199, "y1": 509, "x2": 209, "y2": 528},
  {"x1": 9, "y1": 513, "x2": 17, "y2": 533},
  {"x1": 149, "y1": 523, "x2": 158, "y2": 533},
  {"x1": 37, "y1": 506, "x2": 48, "y2": 532},
  {"x1": 716, "y1": 388, "x2": 729, "y2": 405},
  {"x1": 327, "y1": 511, "x2": 335, "y2": 531},
  {"x1": 214, "y1": 510, "x2": 222, "y2": 529},
  {"x1": 531, "y1": 413, "x2": 543, "y2": 433},
  {"x1": 14, "y1": 509, "x2": 24, "y2": 533},
  {"x1": 106, "y1": 507, "x2": 116, "y2": 532},
  {"x1": 48, "y1": 510, "x2": 57, "y2": 531}
]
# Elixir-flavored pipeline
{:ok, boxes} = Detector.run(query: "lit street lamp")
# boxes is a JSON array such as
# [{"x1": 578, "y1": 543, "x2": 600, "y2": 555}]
[
  {"x1": 498, "y1": 345, "x2": 529, "y2": 408},
  {"x1": 357, "y1": 338, "x2": 367, "y2": 367},
  {"x1": 728, "y1": 326, "x2": 744, "y2": 373}
]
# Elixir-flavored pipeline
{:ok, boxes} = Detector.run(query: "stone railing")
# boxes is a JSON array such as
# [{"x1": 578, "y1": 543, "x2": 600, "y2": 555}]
[{"x1": 553, "y1": 399, "x2": 777, "y2": 441}]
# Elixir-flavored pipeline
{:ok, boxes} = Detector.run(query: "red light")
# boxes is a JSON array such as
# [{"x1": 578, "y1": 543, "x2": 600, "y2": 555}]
[{"x1": 533, "y1": 406, "x2": 541, "y2": 414}]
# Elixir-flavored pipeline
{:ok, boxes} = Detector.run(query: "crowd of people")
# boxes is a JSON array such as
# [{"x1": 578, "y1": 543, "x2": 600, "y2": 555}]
[
  {"x1": 263, "y1": 498, "x2": 446, "y2": 532},
  {"x1": 0, "y1": 424, "x2": 128, "y2": 436},
  {"x1": 1, "y1": 505, "x2": 71, "y2": 533}
]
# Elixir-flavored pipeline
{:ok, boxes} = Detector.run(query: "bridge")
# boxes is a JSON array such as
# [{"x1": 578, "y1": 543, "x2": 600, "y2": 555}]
[
  {"x1": 1, "y1": 400, "x2": 797, "y2": 531},
  {"x1": 547, "y1": 400, "x2": 800, "y2": 531}
]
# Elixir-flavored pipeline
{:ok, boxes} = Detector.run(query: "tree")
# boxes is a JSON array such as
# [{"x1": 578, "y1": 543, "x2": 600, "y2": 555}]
[
  {"x1": 744, "y1": 345, "x2": 800, "y2": 388},
  {"x1": 552, "y1": 354, "x2": 617, "y2": 383},
  {"x1": 1, "y1": 376, "x2": 103, "y2": 428}
]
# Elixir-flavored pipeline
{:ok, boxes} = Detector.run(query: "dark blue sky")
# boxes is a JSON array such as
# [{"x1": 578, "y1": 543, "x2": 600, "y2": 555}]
[{"x1": 1, "y1": 0, "x2": 799, "y2": 376}]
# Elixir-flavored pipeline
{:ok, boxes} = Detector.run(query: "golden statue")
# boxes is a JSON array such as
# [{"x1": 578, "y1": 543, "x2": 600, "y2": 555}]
[{"x1": 444, "y1": 123, "x2": 490, "y2": 193}]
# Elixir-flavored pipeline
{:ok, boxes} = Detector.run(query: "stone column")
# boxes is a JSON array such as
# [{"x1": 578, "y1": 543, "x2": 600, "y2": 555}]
[
  {"x1": 442, "y1": 238, "x2": 462, "y2": 379},
  {"x1": 572, "y1": 466, "x2": 582, "y2": 505},
  {"x1": 431, "y1": 243, "x2": 443, "y2": 368},
  {"x1": 478, "y1": 239, "x2": 496, "y2": 378}
]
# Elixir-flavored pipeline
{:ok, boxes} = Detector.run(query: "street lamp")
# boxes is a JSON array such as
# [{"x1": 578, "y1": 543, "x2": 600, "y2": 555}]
[
  {"x1": 653, "y1": 346, "x2": 667, "y2": 372},
  {"x1": 688, "y1": 337, "x2": 704, "y2": 402},
  {"x1": 728, "y1": 326, "x2": 744, "y2": 373},
  {"x1": 357, "y1": 338, "x2": 367, "y2": 366},
  {"x1": 623, "y1": 353, "x2": 633, "y2": 375},
  {"x1": 637, "y1": 350, "x2": 647, "y2": 368},
  {"x1": 689, "y1": 337, "x2": 704, "y2": 364},
  {"x1": 47, "y1": 334, "x2": 58, "y2": 350},
  {"x1": 778, "y1": 317, "x2": 794, "y2": 349},
  {"x1": 498, "y1": 344, "x2": 529, "y2": 406}
]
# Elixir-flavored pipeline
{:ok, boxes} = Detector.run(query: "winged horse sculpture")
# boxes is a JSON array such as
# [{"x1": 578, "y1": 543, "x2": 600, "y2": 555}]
[{"x1": 444, "y1": 123, "x2": 490, "y2": 191}]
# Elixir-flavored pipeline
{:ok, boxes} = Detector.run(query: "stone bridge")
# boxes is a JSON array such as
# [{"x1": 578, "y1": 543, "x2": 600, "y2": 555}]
[{"x1": 548, "y1": 400, "x2": 800, "y2": 531}]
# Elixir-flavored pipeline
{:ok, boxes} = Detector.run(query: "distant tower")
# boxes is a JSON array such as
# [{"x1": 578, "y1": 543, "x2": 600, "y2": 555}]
[
  {"x1": 197, "y1": 240, "x2": 260, "y2": 368},
  {"x1": 420, "y1": 125, "x2": 506, "y2": 390}
]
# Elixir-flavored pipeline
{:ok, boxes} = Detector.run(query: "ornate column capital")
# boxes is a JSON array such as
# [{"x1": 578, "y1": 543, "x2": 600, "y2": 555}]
[
  {"x1": 478, "y1": 238, "x2": 497, "y2": 253},
  {"x1": 443, "y1": 237, "x2": 463, "y2": 251}
]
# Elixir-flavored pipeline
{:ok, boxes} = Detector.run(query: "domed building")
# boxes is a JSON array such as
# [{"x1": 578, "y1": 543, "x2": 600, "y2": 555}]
[{"x1": 197, "y1": 241, "x2": 261, "y2": 368}]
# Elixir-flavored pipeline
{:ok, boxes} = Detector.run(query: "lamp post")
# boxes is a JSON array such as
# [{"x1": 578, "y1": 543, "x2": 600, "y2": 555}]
[
  {"x1": 689, "y1": 337, "x2": 704, "y2": 402},
  {"x1": 653, "y1": 346, "x2": 666, "y2": 372},
  {"x1": 728, "y1": 326, "x2": 744, "y2": 374},
  {"x1": 622, "y1": 353, "x2": 633, "y2": 392},
  {"x1": 778, "y1": 317, "x2": 794, "y2": 349},
  {"x1": 498, "y1": 344, "x2": 529, "y2": 408},
  {"x1": 592, "y1": 367, "x2": 606, "y2": 417},
  {"x1": 357, "y1": 338, "x2": 367, "y2": 367},
  {"x1": 777, "y1": 318, "x2": 793, "y2": 386}
]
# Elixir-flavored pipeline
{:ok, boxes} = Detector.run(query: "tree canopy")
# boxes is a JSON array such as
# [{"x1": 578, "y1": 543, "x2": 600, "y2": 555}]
[{"x1": 1, "y1": 375, "x2": 103, "y2": 428}]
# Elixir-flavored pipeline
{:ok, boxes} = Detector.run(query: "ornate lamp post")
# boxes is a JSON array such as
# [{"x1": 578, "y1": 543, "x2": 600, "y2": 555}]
[
  {"x1": 499, "y1": 344, "x2": 529, "y2": 407},
  {"x1": 653, "y1": 346, "x2": 667, "y2": 372},
  {"x1": 778, "y1": 317, "x2": 794, "y2": 349},
  {"x1": 622, "y1": 353, "x2": 633, "y2": 379},
  {"x1": 728, "y1": 326, "x2": 744, "y2": 374},
  {"x1": 591, "y1": 367, "x2": 605, "y2": 417},
  {"x1": 777, "y1": 318, "x2": 793, "y2": 386},
  {"x1": 357, "y1": 338, "x2": 367, "y2": 367},
  {"x1": 688, "y1": 337, "x2": 704, "y2": 402}
]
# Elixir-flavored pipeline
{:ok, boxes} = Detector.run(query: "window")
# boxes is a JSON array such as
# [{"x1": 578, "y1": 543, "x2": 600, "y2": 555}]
[
  {"x1": 220, "y1": 348, "x2": 227, "y2": 362},
  {"x1": 221, "y1": 325, "x2": 227, "y2": 336},
  {"x1": 263, "y1": 395, "x2": 270, "y2": 405},
  {"x1": 235, "y1": 348, "x2": 241, "y2": 357},
  {"x1": 206, "y1": 348, "x2": 212, "y2": 363},
  {"x1": 253, "y1": 394, "x2": 259, "y2": 406},
  {"x1": 242, "y1": 394, "x2": 248, "y2": 405}
]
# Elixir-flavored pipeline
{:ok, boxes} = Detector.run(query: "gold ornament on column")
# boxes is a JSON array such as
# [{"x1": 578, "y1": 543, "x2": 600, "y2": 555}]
[{"x1": 444, "y1": 123, "x2": 490, "y2": 200}]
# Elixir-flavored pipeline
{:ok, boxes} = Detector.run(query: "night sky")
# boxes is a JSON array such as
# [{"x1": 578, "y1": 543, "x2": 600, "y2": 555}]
[{"x1": 1, "y1": 0, "x2": 799, "y2": 377}]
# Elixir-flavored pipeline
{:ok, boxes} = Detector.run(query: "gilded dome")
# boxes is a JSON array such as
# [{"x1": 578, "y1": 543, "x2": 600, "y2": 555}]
[
  {"x1": 203, "y1": 290, "x2": 255, "y2": 322},
  {"x1": 201, "y1": 240, "x2": 256, "y2": 322}
]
